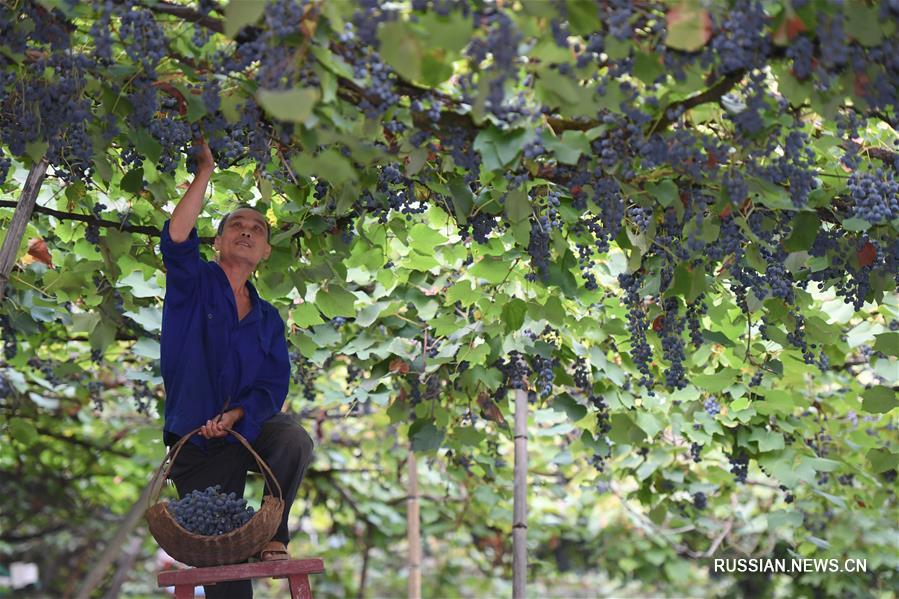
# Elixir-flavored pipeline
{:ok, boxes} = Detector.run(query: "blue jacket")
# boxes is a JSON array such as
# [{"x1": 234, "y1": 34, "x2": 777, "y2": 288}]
[{"x1": 159, "y1": 219, "x2": 290, "y2": 450}]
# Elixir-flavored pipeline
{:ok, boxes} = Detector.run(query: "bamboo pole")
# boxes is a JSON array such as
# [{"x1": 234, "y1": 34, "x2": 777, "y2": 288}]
[
  {"x1": 100, "y1": 534, "x2": 143, "y2": 599},
  {"x1": 74, "y1": 474, "x2": 156, "y2": 599},
  {"x1": 407, "y1": 448, "x2": 421, "y2": 599},
  {"x1": 512, "y1": 388, "x2": 528, "y2": 598},
  {"x1": 0, "y1": 157, "x2": 48, "y2": 301}
]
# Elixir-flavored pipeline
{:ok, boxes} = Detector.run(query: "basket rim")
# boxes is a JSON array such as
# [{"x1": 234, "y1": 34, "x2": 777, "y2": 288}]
[
  {"x1": 147, "y1": 426, "x2": 283, "y2": 513},
  {"x1": 150, "y1": 495, "x2": 284, "y2": 543}
]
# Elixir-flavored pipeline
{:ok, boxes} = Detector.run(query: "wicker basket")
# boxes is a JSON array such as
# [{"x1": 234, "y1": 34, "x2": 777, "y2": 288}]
[{"x1": 145, "y1": 427, "x2": 285, "y2": 567}]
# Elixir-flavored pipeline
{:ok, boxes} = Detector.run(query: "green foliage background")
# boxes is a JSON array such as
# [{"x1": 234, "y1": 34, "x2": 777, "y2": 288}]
[{"x1": 0, "y1": 0, "x2": 897, "y2": 597}]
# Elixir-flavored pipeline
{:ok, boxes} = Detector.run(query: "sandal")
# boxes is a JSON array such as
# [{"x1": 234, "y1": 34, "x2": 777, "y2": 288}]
[{"x1": 258, "y1": 540, "x2": 289, "y2": 561}]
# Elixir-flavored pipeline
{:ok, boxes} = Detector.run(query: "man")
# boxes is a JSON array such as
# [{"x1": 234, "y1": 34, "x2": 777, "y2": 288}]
[{"x1": 159, "y1": 138, "x2": 314, "y2": 599}]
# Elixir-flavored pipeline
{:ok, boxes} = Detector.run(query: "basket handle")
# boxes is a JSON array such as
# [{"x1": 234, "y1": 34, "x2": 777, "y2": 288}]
[{"x1": 148, "y1": 427, "x2": 283, "y2": 510}]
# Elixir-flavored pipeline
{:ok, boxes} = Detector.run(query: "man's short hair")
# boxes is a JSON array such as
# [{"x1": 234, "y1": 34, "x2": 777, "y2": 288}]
[{"x1": 216, "y1": 203, "x2": 271, "y2": 243}]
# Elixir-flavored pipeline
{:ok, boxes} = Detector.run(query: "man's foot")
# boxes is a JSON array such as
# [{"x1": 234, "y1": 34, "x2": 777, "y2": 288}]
[{"x1": 258, "y1": 541, "x2": 289, "y2": 561}]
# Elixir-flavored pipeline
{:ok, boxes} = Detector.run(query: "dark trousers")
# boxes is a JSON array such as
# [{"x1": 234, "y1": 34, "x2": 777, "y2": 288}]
[{"x1": 167, "y1": 412, "x2": 315, "y2": 599}]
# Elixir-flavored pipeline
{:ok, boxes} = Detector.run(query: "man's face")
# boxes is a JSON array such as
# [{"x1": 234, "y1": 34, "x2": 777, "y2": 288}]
[{"x1": 213, "y1": 208, "x2": 271, "y2": 268}]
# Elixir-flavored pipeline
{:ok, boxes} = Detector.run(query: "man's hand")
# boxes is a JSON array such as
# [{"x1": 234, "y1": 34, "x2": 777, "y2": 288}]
[
  {"x1": 192, "y1": 136, "x2": 214, "y2": 175},
  {"x1": 199, "y1": 407, "x2": 245, "y2": 439}
]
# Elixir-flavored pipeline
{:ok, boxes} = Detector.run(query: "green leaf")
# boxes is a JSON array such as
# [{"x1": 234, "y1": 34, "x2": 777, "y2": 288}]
[
  {"x1": 224, "y1": 0, "x2": 266, "y2": 39},
  {"x1": 544, "y1": 130, "x2": 591, "y2": 165},
  {"x1": 535, "y1": 68, "x2": 582, "y2": 106},
  {"x1": 132, "y1": 129, "x2": 162, "y2": 165},
  {"x1": 504, "y1": 188, "x2": 531, "y2": 224},
  {"x1": 291, "y1": 149, "x2": 356, "y2": 186},
  {"x1": 292, "y1": 303, "x2": 325, "y2": 328},
  {"x1": 310, "y1": 45, "x2": 356, "y2": 81},
  {"x1": 634, "y1": 52, "x2": 664, "y2": 85},
  {"x1": 693, "y1": 368, "x2": 738, "y2": 393},
  {"x1": 783, "y1": 213, "x2": 820, "y2": 252},
  {"x1": 767, "y1": 510, "x2": 803, "y2": 530},
  {"x1": 120, "y1": 167, "x2": 144, "y2": 195},
  {"x1": 566, "y1": 0, "x2": 602, "y2": 36},
  {"x1": 123, "y1": 307, "x2": 162, "y2": 332},
  {"x1": 551, "y1": 394, "x2": 587, "y2": 422},
  {"x1": 845, "y1": 5, "x2": 882, "y2": 46},
  {"x1": 873, "y1": 332, "x2": 899, "y2": 357},
  {"x1": 608, "y1": 413, "x2": 646, "y2": 444},
  {"x1": 410, "y1": 420, "x2": 445, "y2": 453},
  {"x1": 756, "y1": 389, "x2": 799, "y2": 415},
  {"x1": 457, "y1": 342, "x2": 491, "y2": 366},
  {"x1": 408, "y1": 224, "x2": 448, "y2": 255},
  {"x1": 665, "y1": 3, "x2": 711, "y2": 52},
  {"x1": 750, "y1": 430, "x2": 785, "y2": 452},
  {"x1": 445, "y1": 281, "x2": 477, "y2": 307},
  {"x1": 25, "y1": 140, "x2": 48, "y2": 163},
  {"x1": 862, "y1": 385, "x2": 897, "y2": 414},
  {"x1": 866, "y1": 448, "x2": 899, "y2": 473},
  {"x1": 647, "y1": 180, "x2": 678, "y2": 208},
  {"x1": 315, "y1": 286, "x2": 357, "y2": 319},
  {"x1": 453, "y1": 426, "x2": 485, "y2": 446},
  {"x1": 448, "y1": 177, "x2": 473, "y2": 224},
  {"x1": 416, "y1": 11, "x2": 473, "y2": 53},
  {"x1": 470, "y1": 257, "x2": 510, "y2": 284},
  {"x1": 8, "y1": 418, "x2": 38, "y2": 445},
  {"x1": 378, "y1": 21, "x2": 423, "y2": 82},
  {"x1": 256, "y1": 87, "x2": 320, "y2": 123},
  {"x1": 841, "y1": 217, "x2": 870, "y2": 232},
  {"x1": 635, "y1": 412, "x2": 662, "y2": 439},
  {"x1": 501, "y1": 298, "x2": 527, "y2": 332}
]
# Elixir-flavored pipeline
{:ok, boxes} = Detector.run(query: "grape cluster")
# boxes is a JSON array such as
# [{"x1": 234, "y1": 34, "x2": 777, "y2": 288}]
[
  {"x1": 119, "y1": 8, "x2": 167, "y2": 78},
  {"x1": 848, "y1": 170, "x2": 899, "y2": 224},
  {"x1": 408, "y1": 374, "x2": 422, "y2": 408},
  {"x1": 786, "y1": 309, "x2": 816, "y2": 365},
  {"x1": 575, "y1": 243, "x2": 598, "y2": 290},
  {"x1": 685, "y1": 297, "x2": 707, "y2": 349},
  {"x1": 532, "y1": 355, "x2": 557, "y2": 398},
  {"x1": 711, "y1": 2, "x2": 770, "y2": 75},
  {"x1": 572, "y1": 358, "x2": 591, "y2": 392},
  {"x1": 780, "y1": 485, "x2": 795, "y2": 504},
  {"x1": 618, "y1": 273, "x2": 654, "y2": 391},
  {"x1": 692, "y1": 492, "x2": 707, "y2": 510},
  {"x1": 0, "y1": 148, "x2": 11, "y2": 185},
  {"x1": 690, "y1": 442, "x2": 702, "y2": 463},
  {"x1": 264, "y1": 0, "x2": 306, "y2": 39},
  {"x1": 29, "y1": 357, "x2": 60, "y2": 386},
  {"x1": 148, "y1": 116, "x2": 192, "y2": 174},
  {"x1": 167, "y1": 485, "x2": 255, "y2": 536},
  {"x1": 589, "y1": 452, "x2": 606, "y2": 474},
  {"x1": 659, "y1": 298, "x2": 687, "y2": 390},
  {"x1": 289, "y1": 350, "x2": 317, "y2": 402},
  {"x1": 703, "y1": 397, "x2": 720, "y2": 417},
  {"x1": 628, "y1": 206, "x2": 651, "y2": 231},
  {"x1": 522, "y1": 134, "x2": 545, "y2": 160},
  {"x1": 1, "y1": 315, "x2": 17, "y2": 360},
  {"x1": 749, "y1": 371, "x2": 764, "y2": 387},
  {"x1": 495, "y1": 351, "x2": 530, "y2": 390},
  {"x1": 133, "y1": 380, "x2": 154, "y2": 415},
  {"x1": 729, "y1": 451, "x2": 749, "y2": 484},
  {"x1": 589, "y1": 394, "x2": 611, "y2": 436},
  {"x1": 88, "y1": 380, "x2": 104, "y2": 411},
  {"x1": 526, "y1": 218, "x2": 551, "y2": 282}
]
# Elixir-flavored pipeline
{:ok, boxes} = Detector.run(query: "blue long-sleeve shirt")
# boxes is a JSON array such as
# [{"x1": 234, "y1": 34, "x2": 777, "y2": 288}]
[{"x1": 158, "y1": 219, "x2": 290, "y2": 450}]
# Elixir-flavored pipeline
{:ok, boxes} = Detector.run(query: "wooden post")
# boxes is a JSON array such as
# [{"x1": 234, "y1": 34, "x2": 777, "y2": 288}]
[
  {"x1": 406, "y1": 448, "x2": 421, "y2": 599},
  {"x1": 75, "y1": 475, "x2": 156, "y2": 599},
  {"x1": 512, "y1": 388, "x2": 528, "y2": 599},
  {"x1": 0, "y1": 158, "x2": 48, "y2": 301},
  {"x1": 287, "y1": 574, "x2": 313, "y2": 599}
]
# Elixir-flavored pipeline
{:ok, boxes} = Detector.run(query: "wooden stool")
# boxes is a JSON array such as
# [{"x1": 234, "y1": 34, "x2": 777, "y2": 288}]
[{"x1": 157, "y1": 558, "x2": 324, "y2": 598}]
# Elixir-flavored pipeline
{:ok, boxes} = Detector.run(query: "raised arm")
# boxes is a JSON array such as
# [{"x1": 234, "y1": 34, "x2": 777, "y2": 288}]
[{"x1": 169, "y1": 137, "x2": 214, "y2": 243}]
